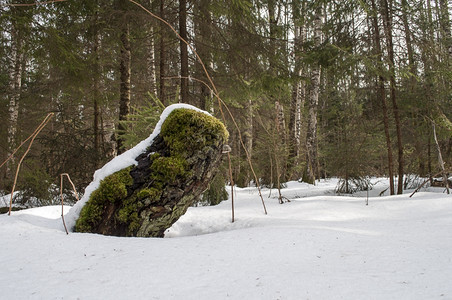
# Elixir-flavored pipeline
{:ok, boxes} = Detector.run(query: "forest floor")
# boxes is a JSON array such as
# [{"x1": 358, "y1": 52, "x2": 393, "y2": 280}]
[{"x1": 0, "y1": 178, "x2": 451, "y2": 299}]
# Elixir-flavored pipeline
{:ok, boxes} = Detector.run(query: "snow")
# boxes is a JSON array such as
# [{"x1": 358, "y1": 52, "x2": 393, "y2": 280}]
[
  {"x1": 64, "y1": 103, "x2": 211, "y2": 231},
  {"x1": 1, "y1": 179, "x2": 451, "y2": 299}
]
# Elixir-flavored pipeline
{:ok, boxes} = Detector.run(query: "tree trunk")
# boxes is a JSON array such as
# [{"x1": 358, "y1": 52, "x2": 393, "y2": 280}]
[
  {"x1": 101, "y1": 106, "x2": 117, "y2": 159},
  {"x1": 439, "y1": 0, "x2": 452, "y2": 58},
  {"x1": 194, "y1": 0, "x2": 213, "y2": 111},
  {"x1": 432, "y1": 123, "x2": 450, "y2": 193},
  {"x1": 289, "y1": 0, "x2": 305, "y2": 168},
  {"x1": 304, "y1": 5, "x2": 322, "y2": 184},
  {"x1": 6, "y1": 18, "x2": 25, "y2": 178},
  {"x1": 243, "y1": 98, "x2": 253, "y2": 186},
  {"x1": 370, "y1": 0, "x2": 395, "y2": 195},
  {"x1": 159, "y1": 0, "x2": 166, "y2": 105},
  {"x1": 381, "y1": 0, "x2": 404, "y2": 194},
  {"x1": 117, "y1": 21, "x2": 131, "y2": 154},
  {"x1": 93, "y1": 10, "x2": 101, "y2": 165},
  {"x1": 146, "y1": 25, "x2": 157, "y2": 98},
  {"x1": 275, "y1": 101, "x2": 286, "y2": 145},
  {"x1": 401, "y1": 0, "x2": 416, "y2": 78},
  {"x1": 268, "y1": 0, "x2": 277, "y2": 70},
  {"x1": 179, "y1": 0, "x2": 189, "y2": 104}
]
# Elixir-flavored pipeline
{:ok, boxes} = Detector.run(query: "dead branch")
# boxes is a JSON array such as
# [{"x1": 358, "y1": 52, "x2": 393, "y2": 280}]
[
  {"x1": 0, "y1": 112, "x2": 54, "y2": 170},
  {"x1": 432, "y1": 122, "x2": 450, "y2": 194},
  {"x1": 8, "y1": 113, "x2": 54, "y2": 215},
  {"x1": 60, "y1": 173, "x2": 79, "y2": 235},
  {"x1": 409, "y1": 170, "x2": 451, "y2": 197}
]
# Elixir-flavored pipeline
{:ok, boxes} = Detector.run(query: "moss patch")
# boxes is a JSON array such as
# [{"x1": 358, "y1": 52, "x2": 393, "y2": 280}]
[
  {"x1": 75, "y1": 166, "x2": 133, "y2": 233},
  {"x1": 150, "y1": 156, "x2": 188, "y2": 183},
  {"x1": 161, "y1": 109, "x2": 229, "y2": 158}
]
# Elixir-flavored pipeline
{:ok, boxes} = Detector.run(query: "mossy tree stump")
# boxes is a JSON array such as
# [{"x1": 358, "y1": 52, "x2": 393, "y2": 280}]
[{"x1": 75, "y1": 108, "x2": 228, "y2": 237}]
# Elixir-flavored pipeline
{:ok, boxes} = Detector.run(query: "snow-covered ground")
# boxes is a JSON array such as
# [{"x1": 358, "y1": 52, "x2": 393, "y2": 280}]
[{"x1": 1, "y1": 179, "x2": 451, "y2": 299}]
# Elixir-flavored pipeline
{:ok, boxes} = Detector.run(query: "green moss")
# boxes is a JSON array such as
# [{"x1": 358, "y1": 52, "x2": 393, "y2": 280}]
[
  {"x1": 117, "y1": 192, "x2": 144, "y2": 235},
  {"x1": 89, "y1": 167, "x2": 133, "y2": 203},
  {"x1": 75, "y1": 166, "x2": 133, "y2": 232},
  {"x1": 150, "y1": 156, "x2": 188, "y2": 183},
  {"x1": 160, "y1": 109, "x2": 229, "y2": 157},
  {"x1": 137, "y1": 188, "x2": 161, "y2": 202}
]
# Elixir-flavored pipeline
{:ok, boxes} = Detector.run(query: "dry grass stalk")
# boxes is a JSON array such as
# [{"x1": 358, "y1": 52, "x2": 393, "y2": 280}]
[
  {"x1": 8, "y1": 113, "x2": 54, "y2": 216},
  {"x1": 60, "y1": 173, "x2": 79, "y2": 235}
]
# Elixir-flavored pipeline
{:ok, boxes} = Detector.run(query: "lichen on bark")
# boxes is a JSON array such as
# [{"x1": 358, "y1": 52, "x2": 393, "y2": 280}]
[{"x1": 75, "y1": 108, "x2": 228, "y2": 237}]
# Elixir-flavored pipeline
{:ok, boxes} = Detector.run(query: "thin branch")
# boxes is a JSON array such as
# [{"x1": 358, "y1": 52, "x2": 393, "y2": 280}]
[
  {"x1": 0, "y1": 113, "x2": 54, "y2": 170},
  {"x1": 60, "y1": 174, "x2": 68, "y2": 234},
  {"x1": 8, "y1": 113, "x2": 54, "y2": 215},
  {"x1": 60, "y1": 173, "x2": 79, "y2": 235},
  {"x1": 432, "y1": 122, "x2": 450, "y2": 194},
  {"x1": 227, "y1": 152, "x2": 235, "y2": 223},
  {"x1": 409, "y1": 170, "x2": 451, "y2": 197}
]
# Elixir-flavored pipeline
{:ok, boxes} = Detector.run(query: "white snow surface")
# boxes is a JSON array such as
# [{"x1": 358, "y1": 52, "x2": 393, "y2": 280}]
[
  {"x1": 64, "y1": 103, "x2": 210, "y2": 231},
  {"x1": 1, "y1": 179, "x2": 451, "y2": 299}
]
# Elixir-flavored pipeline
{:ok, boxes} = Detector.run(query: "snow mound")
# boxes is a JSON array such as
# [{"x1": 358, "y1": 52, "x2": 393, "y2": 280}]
[{"x1": 1, "y1": 180, "x2": 452, "y2": 299}]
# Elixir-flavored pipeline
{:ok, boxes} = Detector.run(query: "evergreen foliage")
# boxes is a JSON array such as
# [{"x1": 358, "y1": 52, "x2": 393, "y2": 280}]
[{"x1": 0, "y1": 0, "x2": 451, "y2": 205}]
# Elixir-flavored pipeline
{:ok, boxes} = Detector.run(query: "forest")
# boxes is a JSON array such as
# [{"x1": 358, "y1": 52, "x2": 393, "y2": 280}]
[{"x1": 0, "y1": 0, "x2": 451, "y2": 206}]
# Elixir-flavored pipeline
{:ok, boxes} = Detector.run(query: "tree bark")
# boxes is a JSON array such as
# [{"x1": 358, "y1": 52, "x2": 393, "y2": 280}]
[
  {"x1": 194, "y1": 0, "x2": 213, "y2": 111},
  {"x1": 432, "y1": 123, "x2": 450, "y2": 193},
  {"x1": 268, "y1": 0, "x2": 278, "y2": 71},
  {"x1": 243, "y1": 98, "x2": 253, "y2": 186},
  {"x1": 381, "y1": 0, "x2": 404, "y2": 194},
  {"x1": 146, "y1": 25, "x2": 157, "y2": 98},
  {"x1": 289, "y1": 0, "x2": 305, "y2": 167},
  {"x1": 179, "y1": 0, "x2": 189, "y2": 104},
  {"x1": 159, "y1": 0, "x2": 166, "y2": 105},
  {"x1": 275, "y1": 101, "x2": 286, "y2": 145},
  {"x1": 401, "y1": 0, "x2": 416, "y2": 77},
  {"x1": 117, "y1": 21, "x2": 131, "y2": 154},
  {"x1": 6, "y1": 16, "x2": 25, "y2": 178},
  {"x1": 370, "y1": 0, "x2": 395, "y2": 195},
  {"x1": 439, "y1": 0, "x2": 452, "y2": 58},
  {"x1": 304, "y1": 5, "x2": 322, "y2": 184},
  {"x1": 93, "y1": 8, "x2": 101, "y2": 165}
]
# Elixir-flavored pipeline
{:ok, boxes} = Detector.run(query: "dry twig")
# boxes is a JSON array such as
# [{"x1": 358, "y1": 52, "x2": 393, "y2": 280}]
[
  {"x1": 60, "y1": 173, "x2": 79, "y2": 234},
  {"x1": 8, "y1": 113, "x2": 54, "y2": 215}
]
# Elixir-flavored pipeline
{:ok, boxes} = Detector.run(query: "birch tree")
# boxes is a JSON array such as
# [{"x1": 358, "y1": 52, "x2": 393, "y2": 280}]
[
  {"x1": 5, "y1": 3, "x2": 31, "y2": 179},
  {"x1": 304, "y1": 3, "x2": 322, "y2": 184},
  {"x1": 288, "y1": 0, "x2": 306, "y2": 172}
]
